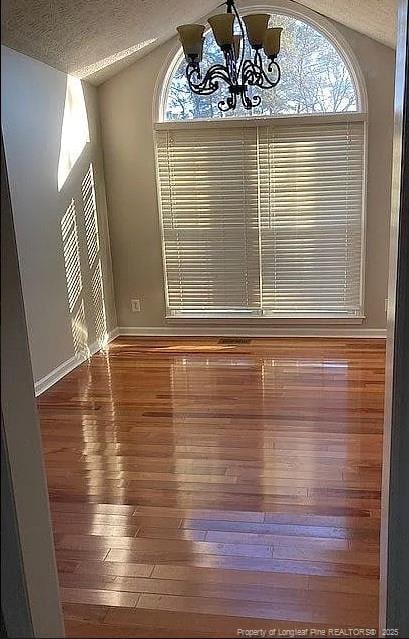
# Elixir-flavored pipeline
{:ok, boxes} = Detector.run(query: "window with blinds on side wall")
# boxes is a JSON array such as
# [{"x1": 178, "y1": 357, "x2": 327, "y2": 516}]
[{"x1": 155, "y1": 116, "x2": 366, "y2": 319}]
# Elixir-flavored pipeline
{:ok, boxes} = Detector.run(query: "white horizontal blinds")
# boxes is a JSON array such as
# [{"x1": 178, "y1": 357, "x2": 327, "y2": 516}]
[
  {"x1": 258, "y1": 121, "x2": 364, "y2": 317},
  {"x1": 156, "y1": 117, "x2": 365, "y2": 318},
  {"x1": 156, "y1": 127, "x2": 261, "y2": 315}
]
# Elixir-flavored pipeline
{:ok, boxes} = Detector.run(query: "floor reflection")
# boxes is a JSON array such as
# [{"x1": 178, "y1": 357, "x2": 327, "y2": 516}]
[{"x1": 38, "y1": 337, "x2": 384, "y2": 633}]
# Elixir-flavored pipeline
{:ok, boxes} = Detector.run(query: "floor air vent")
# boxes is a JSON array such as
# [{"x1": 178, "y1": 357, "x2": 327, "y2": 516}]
[{"x1": 218, "y1": 338, "x2": 252, "y2": 345}]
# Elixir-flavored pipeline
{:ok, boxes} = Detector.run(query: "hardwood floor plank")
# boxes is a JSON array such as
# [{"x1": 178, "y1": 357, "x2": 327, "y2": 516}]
[
  {"x1": 53, "y1": 523, "x2": 140, "y2": 538},
  {"x1": 59, "y1": 572, "x2": 378, "y2": 611},
  {"x1": 136, "y1": 592, "x2": 376, "y2": 625},
  {"x1": 105, "y1": 550, "x2": 379, "y2": 577},
  {"x1": 182, "y1": 518, "x2": 380, "y2": 539},
  {"x1": 74, "y1": 560, "x2": 154, "y2": 578},
  {"x1": 103, "y1": 606, "x2": 334, "y2": 637},
  {"x1": 136, "y1": 527, "x2": 208, "y2": 541},
  {"x1": 204, "y1": 530, "x2": 350, "y2": 549},
  {"x1": 56, "y1": 534, "x2": 274, "y2": 558},
  {"x1": 62, "y1": 603, "x2": 110, "y2": 624},
  {"x1": 52, "y1": 511, "x2": 183, "y2": 529},
  {"x1": 150, "y1": 564, "x2": 309, "y2": 588},
  {"x1": 60, "y1": 587, "x2": 139, "y2": 607},
  {"x1": 134, "y1": 506, "x2": 265, "y2": 522},
  {"x1": 64, "y1": 620, "x2": 211, "y2": 638}
]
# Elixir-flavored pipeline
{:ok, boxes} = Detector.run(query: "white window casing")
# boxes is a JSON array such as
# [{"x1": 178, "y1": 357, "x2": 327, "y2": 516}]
[{"x1": 155, "y1": 114, "x2": 367, "y2": 320}]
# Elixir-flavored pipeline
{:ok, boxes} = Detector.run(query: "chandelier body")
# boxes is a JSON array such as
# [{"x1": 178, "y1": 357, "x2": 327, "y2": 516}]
[{"x1": 177, "y1": 0, "x2": 282, "y2": 113}]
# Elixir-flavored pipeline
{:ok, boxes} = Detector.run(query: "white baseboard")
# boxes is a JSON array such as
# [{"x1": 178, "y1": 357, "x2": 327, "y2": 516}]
[
  {"x1": 108, "y1": 327, "x2": 120, "y2": 341},
  {"x1": 119, "y1": 326, "x2": 387, "y2": 339},
  {"x1": 34, "y1": 328, "x2": 119, "y2": 396},
  {"x1": 34, "y1": 325, "x2": 385, "y2": 396}
]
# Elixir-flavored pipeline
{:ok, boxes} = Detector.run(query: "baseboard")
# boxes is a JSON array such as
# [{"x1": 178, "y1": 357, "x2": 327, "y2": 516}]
[
  {"x1": 34, "y1": 328, "x2": 119, "y2": 396},
  {"x1": 118, "y1": 326, "x2": 387, "y2": 338},
  {"x1": 109, "y1": 327, "x2": 120, "y2": 341}
]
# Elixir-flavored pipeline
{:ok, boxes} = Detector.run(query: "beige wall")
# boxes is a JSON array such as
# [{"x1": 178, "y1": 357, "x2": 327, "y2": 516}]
[
  {"x1": 1, "y1": 46, "x2": 117, "y2": 383},
  {"x1": 99, "y1": 19, "x2": 395, "y2": 332}
]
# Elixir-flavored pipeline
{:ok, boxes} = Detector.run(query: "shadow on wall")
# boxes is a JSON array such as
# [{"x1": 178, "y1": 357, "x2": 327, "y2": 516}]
[{"x1": 58, "y1": 76, "x2": 108, "y2": 360}]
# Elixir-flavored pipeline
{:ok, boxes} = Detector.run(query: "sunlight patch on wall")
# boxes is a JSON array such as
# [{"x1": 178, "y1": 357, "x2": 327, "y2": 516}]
[
  {"x1": 58, "y1": 76, "x2": 90, "y2": 191},
  {"x1": 82, "y1": 164, "x2": 108, "y2": 348},
  {"x1": 82, "y1": 164, "x2": 100, "y2": 268},
  {"x1": 71, "y1": 299, "x2": 89, "y2": 356},
  {"x1": 91, "y1": 260, "x2": 109, "y2": 348},
  {"x1": 61, "y1": 199, "x2": 83, "y2": 312},
  {"x1": 61, "y1": 199, "x2": 89, "y2": 357},
  {"x1": 76, "y1": 38, "x2": 157, "y2": 79}
]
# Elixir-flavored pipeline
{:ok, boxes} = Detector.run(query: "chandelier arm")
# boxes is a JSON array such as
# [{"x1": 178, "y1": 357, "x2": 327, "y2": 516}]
[
  {"x1": 186, "y1": 63, "x2": 232, "y2": 95},
  {"x1": 210, "y1": 65, "x2": 237, "y2": 88},
  {"x1": 268, "y1": 59, "x2": 281, "y2": 84},
  {"x1": 241, "y1": 90, "x2": 261, "y2": 110},
  {"x1": 258, "y1": 51, "x2": 281, "y2": 88},
  {"x1": 243, "y1": 54, "x2": 281, "y2": 89},
  {"x1": 218, "y1": 89, "x2": 237, "y2": 112},
  {"x1": 242, "y1": 59, "x2": 258, "y2": 87}
]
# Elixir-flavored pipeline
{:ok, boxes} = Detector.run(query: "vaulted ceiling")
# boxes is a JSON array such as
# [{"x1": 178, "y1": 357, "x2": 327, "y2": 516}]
[{"x1": 1, "y1": 0, "x2": 398, "y2": 85}]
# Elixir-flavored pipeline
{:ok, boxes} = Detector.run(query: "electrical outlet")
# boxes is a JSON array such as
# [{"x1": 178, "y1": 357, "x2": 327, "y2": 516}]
[{"x1": 131, "y1": 298, "x2": 141, "y2": 312}]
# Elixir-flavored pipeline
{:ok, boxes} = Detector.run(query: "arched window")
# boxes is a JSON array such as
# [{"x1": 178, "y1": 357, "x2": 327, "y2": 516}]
[
  {"x1": 155, "y1": 4, "x2": 367, "y2": 321},
  {"x1": 161, "y1": 9, "x2": 364, "y2": 121}
]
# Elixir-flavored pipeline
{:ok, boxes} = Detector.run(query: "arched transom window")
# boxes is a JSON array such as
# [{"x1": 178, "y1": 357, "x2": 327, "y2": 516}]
[
  {"x1": 163, "y1": 11, "x2": 362, "y2": 121},
  {"x1": 155, "y1": 5, "x2": 367, "y2": 321}
]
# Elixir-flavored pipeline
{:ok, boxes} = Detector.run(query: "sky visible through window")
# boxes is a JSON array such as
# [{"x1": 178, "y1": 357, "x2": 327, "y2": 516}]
[{"x1": 164, "y1": 14, "x2": 358, "y2": 120}]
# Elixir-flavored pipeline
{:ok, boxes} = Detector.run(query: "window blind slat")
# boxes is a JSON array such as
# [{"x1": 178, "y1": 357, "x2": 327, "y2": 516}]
[{"x1": 155, "y1": 119, "x2": 365, "y2": 318}]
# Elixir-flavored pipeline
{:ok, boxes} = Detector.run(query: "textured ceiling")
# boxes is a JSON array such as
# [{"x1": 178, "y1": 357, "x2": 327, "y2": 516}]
[
  {"x1": 296, "y1": 0, "x2": 397, "y2": 48},
  {"x1": 0, "y1": 0, "x2": 219, "y2": 81},
  {"x1": 1, "y1": 0, "x2": 398, "y2": 85}
]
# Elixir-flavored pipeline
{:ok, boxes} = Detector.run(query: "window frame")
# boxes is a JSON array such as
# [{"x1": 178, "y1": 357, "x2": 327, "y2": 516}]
[
  {"x1": 153, "y1": 1, "x2": 368, "y2": 323},
  {"x1": 155, "y1": 113, "x2": 368, "y2": 322}
]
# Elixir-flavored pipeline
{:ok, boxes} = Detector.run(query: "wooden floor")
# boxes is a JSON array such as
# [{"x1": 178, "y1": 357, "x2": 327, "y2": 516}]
[{"x1": 38, "y1": 337, "x2": 385, "y2": 638}]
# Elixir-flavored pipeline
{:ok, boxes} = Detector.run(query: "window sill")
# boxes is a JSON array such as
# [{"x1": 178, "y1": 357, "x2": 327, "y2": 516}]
[{"x1": 165, "y1": 315, "x2": 366, "y2": 325}]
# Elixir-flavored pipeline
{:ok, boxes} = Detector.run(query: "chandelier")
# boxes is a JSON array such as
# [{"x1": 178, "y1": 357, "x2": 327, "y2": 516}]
[{"x1": 176, "y1": 0, "x2": 282, "y2": 113}]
